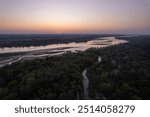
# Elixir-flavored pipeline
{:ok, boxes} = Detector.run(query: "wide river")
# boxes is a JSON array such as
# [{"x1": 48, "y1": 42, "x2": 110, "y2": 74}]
[
  {"x1": 0, "y1": 37, "x2": 127, "y2": 67},
  {"x1": 0, "y1": 37, "x2": 127, "y2": 54}
]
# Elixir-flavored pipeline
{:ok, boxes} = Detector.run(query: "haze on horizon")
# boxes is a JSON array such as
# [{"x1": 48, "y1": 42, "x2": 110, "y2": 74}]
[{"x1": 0, "y1": 0, "x2": 150, "y2": 34}]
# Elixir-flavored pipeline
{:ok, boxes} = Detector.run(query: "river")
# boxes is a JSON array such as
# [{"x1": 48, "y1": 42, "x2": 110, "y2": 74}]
[
  {"x1": 82, "y1": 56, "x2": 102, "y2": 100},
  {"x1": 0, "y1": 37, "x2": 127, "y2": 68},
  {"x1": 82, "y1": 69, "x2": 90, "y2": 100}
]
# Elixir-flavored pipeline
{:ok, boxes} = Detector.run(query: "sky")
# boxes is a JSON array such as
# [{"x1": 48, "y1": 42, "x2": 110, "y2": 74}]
[{"x1": 0, "y1": 0, "x2": 150, "y2": 34}]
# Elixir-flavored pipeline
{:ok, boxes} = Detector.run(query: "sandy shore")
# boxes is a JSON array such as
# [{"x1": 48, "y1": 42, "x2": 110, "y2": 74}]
[{"x1": 0, "y1": 37, "x2": 128, "y2": 68}]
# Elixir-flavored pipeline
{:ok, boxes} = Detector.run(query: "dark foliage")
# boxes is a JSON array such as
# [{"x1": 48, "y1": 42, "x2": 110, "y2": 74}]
[
  {"x1": 0, "y1": 34, "x2": 113, "y2": 47},
  {"x1": 0, "y1": 35, "x2": 150, "y2": 99}
]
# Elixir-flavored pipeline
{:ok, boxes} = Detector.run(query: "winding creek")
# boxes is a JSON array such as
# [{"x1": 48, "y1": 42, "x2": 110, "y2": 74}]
[
  {"x1": 82, "y1": 69, "x2": 90, "y2": 100},
  {"x1": 82, "y1": 56, "x2": 102, "y2": 100}
]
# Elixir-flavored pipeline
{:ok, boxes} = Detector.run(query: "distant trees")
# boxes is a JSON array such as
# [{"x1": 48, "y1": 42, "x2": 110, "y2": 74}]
[
  {"x1": 0, "y1": 34, "x2": 105, "y2": 47},
  {"x1": 0, "y1": 35, "x2": 150, "y2": 99}
]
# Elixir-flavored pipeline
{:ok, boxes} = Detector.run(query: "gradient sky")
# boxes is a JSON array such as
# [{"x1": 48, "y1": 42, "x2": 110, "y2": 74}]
[{"x1": 0, "y1": 0, "x2": 150, "y2": 34}]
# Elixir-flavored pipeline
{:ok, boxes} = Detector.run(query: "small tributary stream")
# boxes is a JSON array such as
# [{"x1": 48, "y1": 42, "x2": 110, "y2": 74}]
[
  {"x1": 82, "y1": 56, "x2": 102, "y2": 100},
  {"x1": 82, "y1": 69, "x2": 90, "y2": 100}
]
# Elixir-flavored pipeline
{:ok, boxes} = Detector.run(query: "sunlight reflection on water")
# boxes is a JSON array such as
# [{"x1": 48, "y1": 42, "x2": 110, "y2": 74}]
[{"x1": 0, "y1": 37, "x2": 127, "y2": 54}]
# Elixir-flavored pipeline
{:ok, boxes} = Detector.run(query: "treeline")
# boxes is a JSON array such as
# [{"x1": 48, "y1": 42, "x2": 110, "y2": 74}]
[
  {"x1": 0, "y1": 34, "x2": 112, "y2": 47},
  {"x1": 0, "y1": 35, "x2": 150, "y2": 99},
  {"x1": 87, "y1": 35, "x2": 150, "y2": 99}
]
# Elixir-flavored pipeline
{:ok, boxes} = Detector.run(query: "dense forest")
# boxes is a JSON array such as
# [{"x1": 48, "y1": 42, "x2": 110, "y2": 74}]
[{"x1": 0, "y1": 35, "x2": 150, "y2": 99}]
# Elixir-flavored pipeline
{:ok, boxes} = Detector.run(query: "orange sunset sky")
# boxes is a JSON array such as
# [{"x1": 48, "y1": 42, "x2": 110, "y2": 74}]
[{"x1": 0, "y1": 0, "x2": 150, "y2": 34}]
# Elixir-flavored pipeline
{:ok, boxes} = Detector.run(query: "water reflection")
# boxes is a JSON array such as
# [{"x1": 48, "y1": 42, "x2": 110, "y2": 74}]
[
  {"x1": 0, "y1": 37, "x2": 127, "y2": 54},
  {"x1": 0, "y1": 37, "x2": 127, "y2": 68}
]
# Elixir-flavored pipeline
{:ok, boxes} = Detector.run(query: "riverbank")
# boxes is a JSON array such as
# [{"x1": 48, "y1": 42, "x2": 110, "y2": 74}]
[
  {"x1": 0, "y1": 37, "x2": 127, "y2": 68},
  {"x1": 0, "y1": 35, "x2": 149, "y2": 99}
]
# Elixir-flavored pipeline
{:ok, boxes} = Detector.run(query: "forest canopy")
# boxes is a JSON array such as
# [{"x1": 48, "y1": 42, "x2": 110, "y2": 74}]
[{"x1": 0, "y1": 35, "x2": 150, "y2": 99}]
